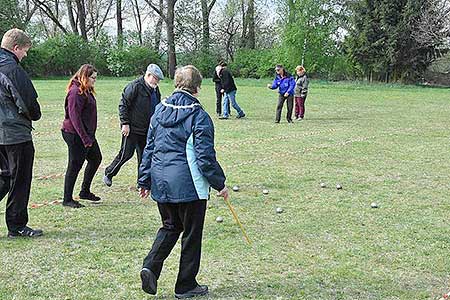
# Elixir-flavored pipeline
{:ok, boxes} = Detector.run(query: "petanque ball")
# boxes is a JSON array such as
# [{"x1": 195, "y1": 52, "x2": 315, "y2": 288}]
[
  {"x1": 216, "y1": 216, "x2": 224, "y2": 223},
  {"x1": 336, "y1": 184, "x2": 342, "y2": 190},
  {"x1": 232, "y1": 185, "x2": 239, "y2": 192},
  {"x1": 276, "y1": 207, "x2": 283, "y2": 214},
  {"x1": 320, "y1": 182, "x2": 326, "y2": 188},
  {"x1": 262, "y1": 189, "x2": 269, "y2": 195},
  {"x1": 371, "y1": 202, "x2": 379, "y2": 208}
]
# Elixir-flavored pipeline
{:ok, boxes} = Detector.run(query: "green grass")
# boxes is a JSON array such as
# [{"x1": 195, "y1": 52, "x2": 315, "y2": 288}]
[{"x1": 0, "y1": 78, "x2": 449, "y2": 300}]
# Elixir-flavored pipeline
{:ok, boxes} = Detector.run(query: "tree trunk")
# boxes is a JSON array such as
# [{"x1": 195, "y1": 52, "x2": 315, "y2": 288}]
[
  {"x1": 167, "y1": 0, "x2": 177, "y2": 78},
  {"x1": 53, "y1": 0, "x2": 59, "y2": 35},
  {"x1": 200, "y1": 0, "x2": 216, "y2": 53},
  {"x1": 245, "y1": 0, "x2": 255, "y2": 48},
  {"x1": 117, "y1": 0, "x2": 123, "y2": 47},
  {"x1": 74, "y1": 0, "x2": 87, "y2": 40},
  {"x1": 65, "y1": 0, "x2": 78, "y2": 34},
  {"x1": 240, "y1": 0, "x2": 247, "y2": 47},
  {"x1": 131, "y1": 0, "x2": 143, "y2": 45},
  {"x1": 153, "y1": 0, "x2": 163, "y2": 51},
  {"x1": 201, "y1": 0, "x2": 209, "y2": 52}
]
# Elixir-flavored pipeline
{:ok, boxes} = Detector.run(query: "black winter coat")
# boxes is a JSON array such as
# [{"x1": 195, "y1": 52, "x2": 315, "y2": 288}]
[
  {"x1": 118, "y1": 76, "x2": 161, "y2": 136},
  {"x1": 220, "y1": 68, "x2": 237, "y2": 93},
  {"x1": 0, "y1": 48, "x2": 40, "y2": 145}
]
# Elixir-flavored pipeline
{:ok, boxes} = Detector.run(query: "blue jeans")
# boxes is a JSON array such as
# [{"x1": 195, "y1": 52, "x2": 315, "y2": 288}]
[{"x1": 223, "y1": 90, "x2": 244, "y2": 118}]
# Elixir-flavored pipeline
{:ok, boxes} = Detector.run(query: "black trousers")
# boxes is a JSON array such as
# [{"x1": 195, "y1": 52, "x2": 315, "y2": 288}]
[
  {"x1": 276, "y1": 94, "x2": 294, "y2": 122},
  {"x1": 105, "y1": 133, "x2": 146, "y2": 181},
  {"x1": 0, "y1": 141, "x2": 34, "y2": 232},
  {"x1": 143, "y1": 200, "x2": 207, "y2": 294},
  {"x1": 215, "y1": 83, "x2": 230, "y2": 115},
  {"x1": 62, "y1": 131, "x2": 102, "y2": 202}
]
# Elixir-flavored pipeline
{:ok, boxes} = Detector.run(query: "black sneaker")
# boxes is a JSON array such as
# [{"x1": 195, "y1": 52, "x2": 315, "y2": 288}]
[
  {"x1": 236, "y1": 113, "x2": 246, "y2": 119},
  {"x1": 8, "y1": 226, "x2": 43, "y2": 238},
  {"x1": 175, "y1": 285, "x2": 208, "y2": 299},
  {"x1": 103, "y1": 175, "x2": 112, "y2": 187},
  {"x1": 79, "y1": 191, "x2": 101, "y2": 202},
  {"x1": 140, "y1": 268, "x2": 157, "y2": 295},
  {"x1": 63, "y1": 200, "x2": 85, "y2": 208},
  {"x1": 218, "y1": 116, "x2": 229, "y2": 120}
]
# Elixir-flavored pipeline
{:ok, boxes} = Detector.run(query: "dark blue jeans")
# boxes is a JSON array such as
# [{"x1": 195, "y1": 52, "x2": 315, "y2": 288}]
[{"x1": 223, "y1": 90, "x2": 244, "y2": 118}]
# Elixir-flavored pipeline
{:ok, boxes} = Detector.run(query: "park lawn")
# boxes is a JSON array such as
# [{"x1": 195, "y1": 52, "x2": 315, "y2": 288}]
[{"x1": 0, "y1": 78, "x2": 449, "y2": 300}]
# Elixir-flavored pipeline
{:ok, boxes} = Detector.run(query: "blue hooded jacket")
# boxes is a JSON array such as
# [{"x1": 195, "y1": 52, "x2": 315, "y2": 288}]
[
  {"x1": 270, "y1": 72, "x2": 296, "y2": 96},
  {"x1": 138, "y1": 89, "x2": 226, "y2": 203}
]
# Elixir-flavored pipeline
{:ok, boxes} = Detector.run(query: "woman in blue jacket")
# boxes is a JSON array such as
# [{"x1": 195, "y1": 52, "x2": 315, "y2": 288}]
[
  {"x1": 138, "y1": 65, "x2": 229, "y2": 299},
  {"x1": 267, "y1": 64, "x2": 296, "y2": 123}
]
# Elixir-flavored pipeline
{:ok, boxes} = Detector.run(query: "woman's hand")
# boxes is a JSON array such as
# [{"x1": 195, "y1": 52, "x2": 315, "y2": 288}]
[{"x1": 217, "y1": 186, "x2": 229, "y2": 200}]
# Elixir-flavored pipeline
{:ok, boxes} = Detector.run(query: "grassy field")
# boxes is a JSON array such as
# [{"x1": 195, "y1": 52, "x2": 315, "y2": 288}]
[{"x1": 0, "y1": 78, "x2": 449, "y2": 300}]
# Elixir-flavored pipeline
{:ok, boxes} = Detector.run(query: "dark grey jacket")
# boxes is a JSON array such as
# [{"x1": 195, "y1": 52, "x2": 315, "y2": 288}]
[
  {"x1": 118, "y1": 76, "x2": 161, "y2": 136},
  {"x1": 294, "y1": 74, "x2": 309, "y2": 98},
  {"x1": 0, "y1": 48, "x2": 41, "y2": 145}
]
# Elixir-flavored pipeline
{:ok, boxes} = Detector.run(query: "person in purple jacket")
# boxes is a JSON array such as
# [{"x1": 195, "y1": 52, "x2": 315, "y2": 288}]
[
  {"x1": 61, "y1": 64, "x2": 102, "y2": 208},
  {"x1": 267, "y1": 64, "x2": 296, "y2": 123}
]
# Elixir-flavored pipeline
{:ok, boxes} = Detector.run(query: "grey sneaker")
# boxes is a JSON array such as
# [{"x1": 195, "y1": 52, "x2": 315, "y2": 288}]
[{"x1": 175, "y1": 285, "x2": 208, "y2": 299}]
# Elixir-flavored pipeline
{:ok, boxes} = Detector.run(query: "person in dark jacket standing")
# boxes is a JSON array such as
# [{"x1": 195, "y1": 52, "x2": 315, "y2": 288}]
[
  {"x1": 103, "y1": 64, "x2": 163, "y2": 187},
  {"x1": 0, "y1": 28, "x2": 43, "y2": 238},
  {"x1": 212, "y1": 63, "x2": 229, "y2": 117},
  {"x1": 267, "y1": 64, "x2": 296, "y2": 123},
  {"x1": 138, "y1": 65, "x2": 229, "y2": 299},
  {"x1": 61, "y1": 64, "x2": 101, "y2": 208},
  {"x1": 218, "y1": 62, "x2": 245, "y2": 119},
  {"x1": 294, "y1": 65, "x2": 309, "y2": 120}
]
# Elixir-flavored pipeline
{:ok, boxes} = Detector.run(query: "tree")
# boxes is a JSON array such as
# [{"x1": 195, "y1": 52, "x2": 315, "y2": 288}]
[
  {"x1": 412, "y1": 0, "x2": 450, "y2": 57},
  {"x1": 116, "y1": 0, "x2": 123, "y2": 47},
  {"x1": 240, "y1": 0, "x2": 255, "y2": 49},
  {"x1": 0, "y1": 0, "x2": 37, "y2": 35},
  {"x1": 144, "y1": 0, "x2": 177, "y2": 78},
  {"x1": 200, "y1": 0, "x2": 216, "y2": 52},
  {"x1": 130, "y1": 0, "x2": 143, "y2": 45},
  {"x1": 347, "y1": 0, "x2": 445, "y2": 82}
]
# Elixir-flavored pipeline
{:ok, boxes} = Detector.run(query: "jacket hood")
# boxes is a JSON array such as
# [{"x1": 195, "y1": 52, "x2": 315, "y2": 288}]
[
  {"x1": 0, "y1": 48, "x2": 18, "y2": 67},
  {"x1": 155, "y1": 89, "x2": 202, "y2": 128}
]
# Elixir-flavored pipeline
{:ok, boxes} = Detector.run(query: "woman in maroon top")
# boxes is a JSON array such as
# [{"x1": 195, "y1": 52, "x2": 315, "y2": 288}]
[{"x1": 61, "y1": 64, "x2": 102, "y2": 208}]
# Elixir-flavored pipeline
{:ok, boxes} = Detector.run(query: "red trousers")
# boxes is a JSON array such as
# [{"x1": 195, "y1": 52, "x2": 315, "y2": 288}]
[{"x1": 294, "y1": 96, "x2": 306, "y2": 118}]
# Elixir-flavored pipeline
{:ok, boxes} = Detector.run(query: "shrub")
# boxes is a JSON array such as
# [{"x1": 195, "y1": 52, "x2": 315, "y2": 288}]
[{"x1": 107, "y1": 46, "x2": 162, "y2": 77}]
